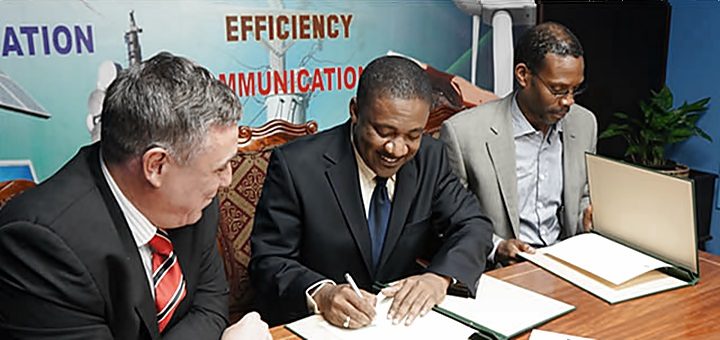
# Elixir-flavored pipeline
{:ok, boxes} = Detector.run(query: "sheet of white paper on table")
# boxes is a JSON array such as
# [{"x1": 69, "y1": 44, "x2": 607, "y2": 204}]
[
  {"x1": 541, "y1": 233, "x2": 672, "y2": 285},
  {"x1": 520, "y1": 250, "x2": 687, "y2": 304},
  {"x1": 529, "y1": 329, "x2": 594, "y2": 340},
  {"x1": 287, "y1": 276, "x2": 575, "y2": 339},
  {"x1": 286, "y1": 292, "x2": 476, "y2": 340},
  {"x1": 439, "y1": 275, "x2": 574, "y2": 338}
]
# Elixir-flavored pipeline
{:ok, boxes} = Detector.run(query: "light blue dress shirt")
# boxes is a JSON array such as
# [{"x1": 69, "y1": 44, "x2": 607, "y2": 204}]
[{"x1": 511, "y1": 95, "x2": 563, "y2": 246}]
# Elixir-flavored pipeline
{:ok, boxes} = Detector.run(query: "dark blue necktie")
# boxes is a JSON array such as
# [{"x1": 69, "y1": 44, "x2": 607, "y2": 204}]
[{"x1": 368, "y1": 176, "x2": 390, "y2": 270}]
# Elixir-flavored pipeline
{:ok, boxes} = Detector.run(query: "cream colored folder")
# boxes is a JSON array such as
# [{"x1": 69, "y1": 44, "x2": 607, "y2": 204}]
[{"x1": 520, "y1": 153, "x2": 699, "y2": 304}]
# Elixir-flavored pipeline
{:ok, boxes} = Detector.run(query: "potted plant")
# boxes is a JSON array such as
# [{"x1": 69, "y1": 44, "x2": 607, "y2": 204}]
[{"x1": 599, "y1": 85, "x2": 712, "y2": 177}]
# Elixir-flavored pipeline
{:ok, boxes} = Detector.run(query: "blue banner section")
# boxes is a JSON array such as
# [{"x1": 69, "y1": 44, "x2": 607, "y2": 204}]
[{"x1": 2, "y1": 24, "x2": 94, "y2": 57}]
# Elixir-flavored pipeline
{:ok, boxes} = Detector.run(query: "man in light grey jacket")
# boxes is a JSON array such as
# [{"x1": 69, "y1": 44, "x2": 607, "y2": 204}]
[{"x1": 441, "y1": 22, "x2": 597, "y2": 265}]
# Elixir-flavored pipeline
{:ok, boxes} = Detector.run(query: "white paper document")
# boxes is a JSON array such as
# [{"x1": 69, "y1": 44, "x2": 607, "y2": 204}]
[
  {"x1": 541, "y1": 233, "x2": 672, "y2": 285},
  {"x1": 529, "y1": 329, "x2": 594, "y2": 340},
  {"x1": 286, "y1": 275, "x2": 575, "y2": 339},
  {"x1": 286, "y1": 293, "x2": 476, "y2": 340},
  {"x1": 520, "y1": 234, "x2": 690, "y2": 304},
  {"x1": 439, "y1": 275, "x2": 574, "y2": 338}
]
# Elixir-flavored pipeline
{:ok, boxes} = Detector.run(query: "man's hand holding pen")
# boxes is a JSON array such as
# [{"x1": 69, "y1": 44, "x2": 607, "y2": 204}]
[{"x1": 313, "y1": 280, "x2": 376, "y2": 329}]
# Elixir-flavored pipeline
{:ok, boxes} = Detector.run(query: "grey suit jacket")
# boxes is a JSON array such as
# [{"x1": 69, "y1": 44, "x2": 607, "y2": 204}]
[{"x1": 440, "y1": 93, "x2": 597, "y2": 246}]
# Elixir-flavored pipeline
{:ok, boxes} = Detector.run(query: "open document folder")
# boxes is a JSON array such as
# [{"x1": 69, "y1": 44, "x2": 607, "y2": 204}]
[
  {"x1": 286, "y1": 275, "x2": 574, "y2": 340},
  {"x1": 520, "y1": 153, "x2": 699, "y2": 304}
]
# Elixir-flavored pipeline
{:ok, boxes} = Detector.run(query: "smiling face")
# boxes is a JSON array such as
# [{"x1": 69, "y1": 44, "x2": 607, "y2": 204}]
[
  {"x1": 516, "y1": 53, "x2": 585, "y2": 132},
  {"x1": 350, "y1": 95, "x2": 429, "y2": 178},
  {"x1": 152, "y1": 124, "x2": 237, "y2": 228}
]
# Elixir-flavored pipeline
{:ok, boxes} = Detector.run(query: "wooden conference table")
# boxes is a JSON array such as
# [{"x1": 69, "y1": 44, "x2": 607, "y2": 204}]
[{"x1": 270, "y1": 251, "x2": 720, "y2": 339}]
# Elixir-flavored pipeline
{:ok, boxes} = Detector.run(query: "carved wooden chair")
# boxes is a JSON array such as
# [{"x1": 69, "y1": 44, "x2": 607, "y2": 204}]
[
  {"x1": 217, "y1": 119, "x2": 318, "y2": 323},
  {"x1": 423, "y1": 64, "x2": 499, "y2": 137},
  {"x1": 0, "y1": 179, "x2": 36, "y2": 209}
]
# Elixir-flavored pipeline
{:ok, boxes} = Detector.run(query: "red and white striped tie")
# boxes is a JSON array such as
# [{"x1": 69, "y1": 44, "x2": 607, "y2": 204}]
[{"x1": 149, "y1": 229, "x2": 187, "y2": 333}]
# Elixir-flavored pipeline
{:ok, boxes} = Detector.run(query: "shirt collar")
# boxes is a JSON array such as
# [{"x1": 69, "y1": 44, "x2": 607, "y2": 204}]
[
  {"x1": 350, "y1": 124, "x2": 396, "y2": 186},
  {"x1": 511, "y1": 92, "x2": 564, "y2": 138},
  {"x1": 100, "y1": 155, "x2": 157, "y2": 248}
]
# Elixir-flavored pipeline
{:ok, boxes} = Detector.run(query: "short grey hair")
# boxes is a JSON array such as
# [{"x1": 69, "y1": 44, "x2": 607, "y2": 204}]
[{"x1": 100, "y1": 51, "x2": 241, "y2": 165}]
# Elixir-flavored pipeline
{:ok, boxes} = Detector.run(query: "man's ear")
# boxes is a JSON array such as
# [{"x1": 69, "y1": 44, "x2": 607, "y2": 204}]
[
  {"x1": 515, "y1": 63, "x2": 531, "y2": 89},
  {"x1": 349, "y1": 97, "x2": 359, "y2": 125},
  {"x1": 142, "y1": 147, "x2": 170, "y2": 188}
]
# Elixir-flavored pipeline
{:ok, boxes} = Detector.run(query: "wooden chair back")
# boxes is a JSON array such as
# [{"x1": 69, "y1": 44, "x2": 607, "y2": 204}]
[
  {"x1": 0, "y1": 179, "x2": 36, "y2": 209},
  {"x1": 423, "y1": 65, "x2": 499, "y2": 137},
  {"x1": 216, "y1": 119, "x2": 318, "y2": 323}
]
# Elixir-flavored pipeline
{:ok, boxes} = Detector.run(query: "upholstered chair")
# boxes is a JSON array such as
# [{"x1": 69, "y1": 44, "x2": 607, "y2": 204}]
[{"x1": 216, "y1": 119, "x2": 318, "y2": 323}]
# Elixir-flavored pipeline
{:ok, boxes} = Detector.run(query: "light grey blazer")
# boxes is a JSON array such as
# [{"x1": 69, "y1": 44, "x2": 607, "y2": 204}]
[{"x1": 440, "y1": 93, "x2": 597, "y2": 246}]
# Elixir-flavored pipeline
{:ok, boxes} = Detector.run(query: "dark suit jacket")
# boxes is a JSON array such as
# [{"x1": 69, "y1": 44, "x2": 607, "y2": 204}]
[
  {"x1": 250, "y1": 121, "x2": 493, "y2": 325},
  {"x1": 0, "y1": 144, "x2": 229, "y2": 340}
]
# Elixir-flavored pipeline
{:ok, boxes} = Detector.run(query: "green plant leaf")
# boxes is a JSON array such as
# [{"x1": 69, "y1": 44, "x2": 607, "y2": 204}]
[
  {"x1": 696, "y1": 127, "x2": 713, "y2": 142},
  {"x1": 613, "y1": 112, "x2": 630, "y2": 120},
  {"x1": 668, "y1": 129, "x2": 694, "y2": 144},
  {"x1": 684, "y1": 97, "x2": 711, "y2": 112},
  {"x1": 639, "y1": 101, "x2": 654, "y2": 120},
  {"x1": 600, "y1": 84, "x2": 712, "y2": 167},
  {"x1": 626, "y1": 144, "x2": 642, "y2": 157},
  {"x1": 598, "y1": 123, "x2": 631, "y2": 139},
  {"x1": 686, "y1": 113, "x2": 701, "y2": 125},
  {"x1": 651, "y1": 145, "x2": 666, "y2": 166},
  {"x1": 652, "y1": 85, "x2": 673, "y2": 110}
]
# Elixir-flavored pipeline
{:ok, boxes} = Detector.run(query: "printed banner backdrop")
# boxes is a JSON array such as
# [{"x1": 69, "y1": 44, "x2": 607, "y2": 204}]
[{"x1": 0, "y1": 0, "x2": 500, "y2": 180}]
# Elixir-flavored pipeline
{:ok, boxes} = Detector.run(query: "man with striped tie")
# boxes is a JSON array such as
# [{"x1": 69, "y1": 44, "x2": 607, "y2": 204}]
[{"x1": 0, "y1": 52, "x2": 270, "y2": 339}]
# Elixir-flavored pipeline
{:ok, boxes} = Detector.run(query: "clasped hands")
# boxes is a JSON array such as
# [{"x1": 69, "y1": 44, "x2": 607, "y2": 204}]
[{"x1": 314, "y1": 272, "x2": 450, "y2": 329}]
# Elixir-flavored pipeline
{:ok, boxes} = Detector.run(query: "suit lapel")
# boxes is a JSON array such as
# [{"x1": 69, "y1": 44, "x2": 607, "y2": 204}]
[
  {"x1": 377, "y1": 160, "x2": 417, "y2": 271},
  {"x1": 89, "y1": 147, "x2": 160, "y2": 339},
  {"x1": 325, "y1": 122, "x2": 374, "y2": 276},
  {"x1": 166, "y1": 226, "x2": 192, "y2": 328},
  {"x1": 487, "y1": 96, "x2": 520, "y2": 237}
]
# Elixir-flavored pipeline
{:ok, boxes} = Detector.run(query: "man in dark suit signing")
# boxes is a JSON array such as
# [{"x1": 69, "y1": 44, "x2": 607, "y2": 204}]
[
  {"x1": 0, "y1": 52, "x2": 270, "y2": 339},
  {"x1": 250, "y1": 56, "x2": 494, "y2": 328}
]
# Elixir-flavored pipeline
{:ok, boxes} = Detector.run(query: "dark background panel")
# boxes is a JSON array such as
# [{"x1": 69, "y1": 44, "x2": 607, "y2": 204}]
[{"x1": 538, "y1": 0, "x2": 672, "y2": 159}]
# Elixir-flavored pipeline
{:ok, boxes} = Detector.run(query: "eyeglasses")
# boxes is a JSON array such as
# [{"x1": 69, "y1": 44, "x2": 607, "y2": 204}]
[{"x1": 533, "y1": 73, "x2": 586, "y2": 99}]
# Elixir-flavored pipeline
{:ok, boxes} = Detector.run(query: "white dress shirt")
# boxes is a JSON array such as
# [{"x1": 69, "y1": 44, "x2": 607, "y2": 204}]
[{"x1": 100, "y1": 156, "x2": 158, "y2": 297}]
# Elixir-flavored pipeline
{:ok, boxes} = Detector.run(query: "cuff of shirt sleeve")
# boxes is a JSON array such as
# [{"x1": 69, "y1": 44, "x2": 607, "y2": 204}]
[
  {"x1": 488, "y1": 237, "x2": 503, "y2": 262},
  {"x1": 305, "y1": 279, "x2": 336, "y2": 314}
]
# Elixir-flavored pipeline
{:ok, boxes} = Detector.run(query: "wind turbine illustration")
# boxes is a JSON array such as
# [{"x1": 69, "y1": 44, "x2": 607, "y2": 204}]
[
  {"x1": 86, "y1": 10, "x2": 142, "y2": 142},
  {"x1": 257, "y1": 0, "x2": 313, "y2": 124}
]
